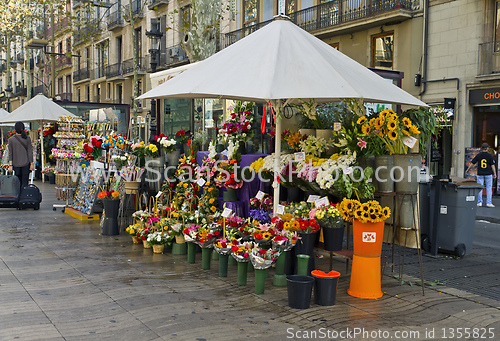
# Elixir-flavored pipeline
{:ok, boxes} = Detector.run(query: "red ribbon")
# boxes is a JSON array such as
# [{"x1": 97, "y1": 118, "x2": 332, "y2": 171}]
[{"x1": 261, "y1": 102, "x2": 275, "y2": 134}]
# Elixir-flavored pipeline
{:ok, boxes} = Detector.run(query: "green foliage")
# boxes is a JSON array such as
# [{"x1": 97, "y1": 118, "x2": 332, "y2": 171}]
[
  {"x1": 333, "y1": 166, "x2": 375, "y2": 199},
  {"x1": 401, "y1": 107, "x2": 446, "y2": 155}
]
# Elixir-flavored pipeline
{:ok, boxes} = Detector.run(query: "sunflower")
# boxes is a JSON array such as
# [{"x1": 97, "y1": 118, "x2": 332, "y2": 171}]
[
  {"x1": 378, "y1": 127, "x2": 386, "y2": 138},
  {"x1": 374, "y1": 117, "x2": 384, "y2": 129},
  {"x1": 361, "y1": 124, "x2": 371, "y2": 135},
  {"x1": 379, "y1": 110, "x2": 388, "y2": 119},
  {"x1": 409, "y1": 125, "x2": 420, "y2": 135},
  {"x1": 388, "y1": 130, "x2": 398, "y2": 141},
  {"x1": 382, "y1": 207, "x2": 391, "y2": 219},
  {"x1": 262, "y1": 231, "x2": 272, "y2": 239},
  {"x1": 402, "y1": 129, "x2": 411, "y2": 136},
  {"x1": 357, "y1": 116, "x2": 367, "y2": 125},
  {"x1": 387, "y1": 119, "x2": 398, "y2": 131},
  {"x1": 369, "y1": 118, "x2": 377, "y2": 127},
  {"x1": 284, "y1": 221, "x2": 291, "y2": 230},
  {"x1": 402, "y1": 117, "x2": 412, "y2": 128},
  {"x1": 210, "y1": 206, "x2": 217, "y2": 212}
]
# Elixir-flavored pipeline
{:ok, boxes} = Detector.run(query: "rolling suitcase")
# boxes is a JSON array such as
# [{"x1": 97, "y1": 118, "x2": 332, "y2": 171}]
[
  {"x1": 0, "y1": 172, "x2": 21, "y2": 208},
  {"x1": 19, "y1": 171, "x2": 42, "y2": 210}
]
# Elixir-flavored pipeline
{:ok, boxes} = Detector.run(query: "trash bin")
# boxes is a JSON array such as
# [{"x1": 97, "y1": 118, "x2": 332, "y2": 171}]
[
  {"x1": 311, "y1": 270, "x2": 340, "y2": 306},
  {"x1": 423, "y1": 180, "x2": 483, "y2": 258},
  {"x1": 286, "y1": 275, "x2": 314, "y2": 309}
]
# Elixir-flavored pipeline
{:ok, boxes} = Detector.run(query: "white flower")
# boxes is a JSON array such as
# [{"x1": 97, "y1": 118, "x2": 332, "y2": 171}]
[{"x1": 208, "y1": 141, "x2": 217, "y2": 159}]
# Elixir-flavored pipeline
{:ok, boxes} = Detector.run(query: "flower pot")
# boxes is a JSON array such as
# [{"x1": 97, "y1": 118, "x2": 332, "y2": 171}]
[
  {"x1": 296, "y1": 254, "x2": 310, "y2": 276},
  {"x1": 187, "y1": 242, "x2": 196, "y2": 264},
  {"x1": 223, "y1": 188, "x2": 238, "y2": 202},
  {"x1": 299, "y1": 129, "x2": 316, "y2": 137},
  {"x1": 228, "y1": 255, "x2": 238, "y2": 266},
  {"x1": 286, "y1": 275, "x2": 314, "y2": 309},
  {"x1": 219, "y1": 254, "x2": 229, "y2": 277},
  {"x1": 393, "y1": 154, "x2": 422, "y2": 194},
  {"x1": 293, "y1": 231, "x2": 318, "y2": 276},
  {"x1": 48, "y1": 174, "x2": 56, "y2": 184},
  {"x1": 172, "y1": 241, "x2": 187, "y2": 255},
  {"x1": 237, "y1": 261, "x2": 249, "y2": 286},
  {"x1": 143, "y1": 239, "x2": 152, "y2": 249},
  {"x1": 348, "y1": 219, "x2": 385, "y2": 299},
  {"x1": 152, "y1": 244, "x2": 165, "y2": 254},
  {"x1": 312, "y1": 270, "x2": 340, "y2": 306},
  {"x1": 102, "y1": 199, "x2": 120, "y2": 236},
  {"x1": 166, "y1": 150, "x2": 180, "y2": 167},
  {"x1": 131, "y1": 236, "x2": 140, "y2": 244},
  {"x1": 175, "y1": 235, "x2": 186, "y2": 244},
  {"x1": 254, "y1": 269, "x2": 268, "y2": 295},
  {"x1": 212, "y1": 249, "x2": 219, "y2": 261},
  {"x1": 202, "y1": 247, "x2": 212, "y2": 270},
  {"x1": 374, "y1": 155, "x2": 394, "y2": 193},
  {"x1": 273, "y1": 251, "x2": 288, "y2": 287},
  {"x1": 322, "y1": 221, "x2": 344, "y2": 252}
]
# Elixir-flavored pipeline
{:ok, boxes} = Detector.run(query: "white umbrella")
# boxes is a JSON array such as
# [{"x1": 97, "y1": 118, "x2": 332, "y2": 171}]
[
  {"x1": 0, "y1": 94, "x2": 77, "y2": 177},
  {"x1": 138, "y1": 16, "x2": 427, "y2": 214}
]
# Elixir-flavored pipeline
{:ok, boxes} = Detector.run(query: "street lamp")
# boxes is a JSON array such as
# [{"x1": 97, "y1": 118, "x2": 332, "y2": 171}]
[
  {"x1": 146, "y1": 19, "x2": 163, "y2": 143},
  {"x1": 4, "y1": 87, "x2": 12, "y2": 112}
]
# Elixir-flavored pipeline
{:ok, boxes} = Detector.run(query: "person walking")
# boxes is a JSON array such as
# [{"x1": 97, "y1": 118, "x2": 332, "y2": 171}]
[
  {"x1": 472, "y1": 142, "x2": 497, "y2": 208},
  {"x1": 7, "y1": 122, "x2": 34, "y2": 189}
]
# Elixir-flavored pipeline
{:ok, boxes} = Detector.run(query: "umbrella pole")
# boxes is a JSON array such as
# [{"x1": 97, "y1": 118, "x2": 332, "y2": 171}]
[
  {"x1": 272, "y1": 101, "x2": 282, "y2": 217},
  {"x1": 40, "y1": 121, "x2": 45, "y2": 183}
]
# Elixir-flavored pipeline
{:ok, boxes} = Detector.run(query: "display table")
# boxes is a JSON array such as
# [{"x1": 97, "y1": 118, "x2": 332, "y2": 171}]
[{"x1": 197, "y1": 152, "x2": 268, "y2": 205}]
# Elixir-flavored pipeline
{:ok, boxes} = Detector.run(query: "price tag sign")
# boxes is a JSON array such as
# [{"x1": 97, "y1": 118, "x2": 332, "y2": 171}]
[
  {"x1": 343, "y1": 167, "x2": 353, "y2": 175},
  {"x1": 333, "y1": 122, "x2": 342, "y2": 131},
  {"x1": 197, "y1": 178, "x2": 206, "y2": 187},
  {"x1": 307, "y1": 195, "x2": 320, "y2": 203},
  {"x1": 155, "y1": 191, "x2": 162, "y2": 198},
  {"x1": 315, "y1": 196, "x2": 329, "y2": 207},
  {"x1": 403, "y1": 136, "x2": 418, "y2": 148},
  {"x1": 294, "y1": 152, "x2": 306, "y2": 161},
  {"x1": 255, "y1": 190, "x2": 265, "y2": 200},
  {"x1": 276, "y1": 204, "x2": 285, "y2": 215},
  {"x1": 222, "y1": 207, "x2": 232, "y2": 218}
]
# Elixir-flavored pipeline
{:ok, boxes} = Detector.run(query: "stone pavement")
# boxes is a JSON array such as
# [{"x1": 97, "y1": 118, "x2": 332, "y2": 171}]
[{"x1": 1, "y1": 181, "x2": 500, "y2": 341}]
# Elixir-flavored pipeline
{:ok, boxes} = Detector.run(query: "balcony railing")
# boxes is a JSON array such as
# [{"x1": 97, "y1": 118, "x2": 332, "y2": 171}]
[
  {"x1": 74, "y1": 20, "x2": 100, "y2": 45},
  {"x1": 92, "y1": 67, "x2": 106, "y2": 79},
  {"x1": 124, "y1": 0, "x2": 143, "y2": 20},
  {"x1": 478, "y1": 42, "x2": 500, "y2": 76},
  {"x1": 149, "y1": 0, "x2": 169, "y2": 10},
  {"x1": 47, "y1": 17, "x2": 69, "y2": 37},
  {"x1": 108, "y1": 10, "x2": 125, "y2": 30},
  {"x1": 33, "y1": 84, "x2": 47, "y2": 96},
  {"x1": 55, "y1": 55, "x2": 72, "y2": 70},
  {"x1": 106, "y1": 62, "x2": 123, "y2": 78},
  {"x1": 123, "y1": 57, "x2": 145, "y2": 75},
  {"x1": 222, "y1": 0, "x2": 414, "y2": 48},
  {"x1": 73, "y1": 68, "x2": 90, "y2": 82}
]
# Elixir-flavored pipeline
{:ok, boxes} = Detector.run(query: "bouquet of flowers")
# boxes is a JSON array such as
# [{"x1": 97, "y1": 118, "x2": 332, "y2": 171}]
[
  {"x1": 42, "y1": 166, "x2": 56, "y2": 175},
  {"x1": 176, "y1": 130, "x2": 191, "y2": 144},
  {"x1": 147, "y1": 231, "x2": 173, "y2": 245},
  {"x1": 337, "y1": 198, "x2": 391, "y2": 223},
  {"x1": 137, "y1": 225, "x2": 156, "y2": 242},
  {"x1": 310, "y1": 203, "x2": 342, "y2": 228},
  {"x1": 249, "y1": 246, "x2": 280, "y2": 269},
  {"x1": 249, "y1": 209, "x2": 271, "y2": 224},
  {"x1": 145, "y1": 143, "x2": 159, "y2": 158},
  {"x1": 285, "y1": 201, "x2": 314, "y2": 219},
  {"x1": 214, "y1": 237, "x2": 232, "y2": 255},
  {"x1": 156, "y1": 134, "x2": 177, "y2": 153},
  {"x1": 98, "y1": 190, "x2": 120, "y2": 200},
  {"x1": 125, "y1": 223, "x2": 141, "y2": 236},
  {"x1": 131, "y1": 141, "x2": 146, "y2": 165},
  {"x1": 299, "y1": 135, "x2": 333, "y2": 157},
  {"x1": 281, "y1": 130, "x2": 304, "y2": 152},
  {"x1": 282, "y1": 217, "x2": 320, "y2": 234},
  {"x1": 194, "y1": 222, "x2": 222, "y2": 247},
  {"x1": 217, "y1": 101, "x2": 254, "y2": 144},
  {"x1": 249, "y1": 193, "x2": 273, "y2": 212},
  {"x1": 111, "y1": 153, "x2": 130, "y2": 169},
  {"x1": 215, "y1": 140, "x2": 243, "y2": 189},
  {"x1": 270, "y1": 217, "x2": 301, "y2": 251},
  {"x1": 199, "y1": 182, "x2": 219, "y2": 215},
  {"x1": 230, "y1": 240, "x2": 256, "y2": 262},
  {"x1": 251, "y1": 223, "x2": 275, "y2": 244}
]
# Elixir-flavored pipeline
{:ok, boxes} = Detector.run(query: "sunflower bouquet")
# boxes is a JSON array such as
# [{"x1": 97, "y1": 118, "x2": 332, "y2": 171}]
[
  {"x1": 251, "y1": 223, "x2": 275, "y2": 244},
  {"x1": 356, "y1": 109, "x2": 420, "y2": 155},
  {"x1": 337, "y1": 198, "x2": 391, "y2": 224}
]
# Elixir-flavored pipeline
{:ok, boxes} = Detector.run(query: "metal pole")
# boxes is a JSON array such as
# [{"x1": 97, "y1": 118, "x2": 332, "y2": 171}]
[
  {"x1": 430, "y1": 176, "x2": 441, "y2": 256},
  {"x1": 272, "y1": 100, "x2": 282, "y2": 217},
  {"x1": 51, "y1": 10, "x2": 56, "y2": 98}
]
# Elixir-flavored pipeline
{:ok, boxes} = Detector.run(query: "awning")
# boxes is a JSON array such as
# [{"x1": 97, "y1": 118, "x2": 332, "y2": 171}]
[{"x1": 149, "y1": 62, "x2": 198, "y2": 89}]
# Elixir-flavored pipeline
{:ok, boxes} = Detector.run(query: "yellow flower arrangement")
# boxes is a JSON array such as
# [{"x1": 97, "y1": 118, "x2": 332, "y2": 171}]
[
  {"x1": 337, "y1": 198, "x2": 390, "y2": 223},
  {"x1": 250, "y1": 158, "x2": 264, "y2": 172}
]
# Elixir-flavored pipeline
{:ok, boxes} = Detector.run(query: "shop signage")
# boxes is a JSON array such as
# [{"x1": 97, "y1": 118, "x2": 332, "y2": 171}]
[{"x1": 469, "y1": 88, "x2": 500, "y2": 104}]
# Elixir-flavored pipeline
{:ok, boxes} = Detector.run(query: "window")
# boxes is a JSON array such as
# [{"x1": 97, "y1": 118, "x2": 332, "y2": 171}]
[
  {"x1": 66, "y1": 75, "x2": 71, "y2": 94},
  {"x1": 496, "y1": 1, "x2": 500, "y2": 51},
  {"x1": 372, "y1": 32, "x2": 394, "y2": 70},
  {"x1": 85, "y1": 85, "x2": 90, "y2": 102},
  {"x1": 116, "y1": 36, "x2": 123, "y2": 64},
  {"x1": 107, "y1": 83, "x2": 111, "y2": 99},
  {"x1": 135, "y1": 27, "x2": 142, "y2": 59},
  {"x1": 243, "y1": 0, "x2": 258, "y2": 27},
  {"x1": 285, "y1": 0, "x2": 295, "y2": 15}
]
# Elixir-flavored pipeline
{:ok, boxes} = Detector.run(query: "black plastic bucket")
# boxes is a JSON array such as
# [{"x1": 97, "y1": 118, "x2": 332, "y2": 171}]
[
  {"x1": 311, "y1": 270, "x2": 340, "y2": 306},
  {"x1": 286, "y1": 275, "x2": 315, "y2": 309}
]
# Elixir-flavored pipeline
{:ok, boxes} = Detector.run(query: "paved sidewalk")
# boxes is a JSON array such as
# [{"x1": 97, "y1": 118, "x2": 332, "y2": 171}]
[{"x1": 1, "y1": 182, "x2": 499, "y2": 341}]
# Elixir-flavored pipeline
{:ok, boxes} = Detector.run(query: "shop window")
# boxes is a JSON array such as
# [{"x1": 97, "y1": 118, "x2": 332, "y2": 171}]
[
  {"x1": 371, "y1": 32, "x2": 394, "y2": 70},
  {"x1": 163, "y1": 98, "x2": 193, "y2": 137},
  {"x1": 243, "y1": 0, "x2": 258, "y2": 27}
]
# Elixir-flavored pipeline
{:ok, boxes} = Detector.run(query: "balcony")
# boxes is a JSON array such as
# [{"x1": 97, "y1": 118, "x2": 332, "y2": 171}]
[
  {"x1": 222, "y1": 0, "x2": 415, "y2": 48},
  {"x1": 56, "y1": 92, "x2": 72, "y2": 101},
  {"x1": 33, "y1": 84, "x2": 47, "y2": 96},
  {"x1": 74, "y1": 20, "x2": 100, "y2": 45},
  {"x1": 145, "y1": 44, "x2": 189, "y2": 71},
  {"x1": 73, "y1": 68, "x2": 90, "y2": 83},
  {"x1": 92, "y1": 67, "x2": 106, "y2": 80},
  {"x1": 148, "y1": 0, "x2": 169, "y2": 10},
  {"x1": 55, "y1": 55, "x2": 73, "y2": 70},
  {"x1": 108, "y1": 10, "x2": 125, "y2": 31},
  {"x1": 123, "y1": 0, "x2": 144, "y2": 20},
  {"x1": 123, "y1": 57, "x2": 146, "y2": 76},
  {"x1": 47, "y1": 17, "x2": 70, "y2": 37},
  {"x1": 13, "y1": 86, "x2": 27, "y2": 97},
  {"x1": 478, "y1": 42, "x2": 500, "y2": 77},
  {"x1": 106, "y1": 62, "x2": 123, "y2": 78}
]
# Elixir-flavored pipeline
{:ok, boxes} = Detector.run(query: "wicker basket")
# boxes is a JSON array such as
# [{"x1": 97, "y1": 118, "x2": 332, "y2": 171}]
[
  {"x1": 132, "y1": 236, "x2": 140, "y2": 244},
  {"x1": 152, "y1": 244, "x2": 165, "y2": 254},
  {"x1": 143, "y1": 240, "x2": 152, "y2": 249},
  {"x1": 175, "y1": 235, "x2": 186, "y2": 244}
]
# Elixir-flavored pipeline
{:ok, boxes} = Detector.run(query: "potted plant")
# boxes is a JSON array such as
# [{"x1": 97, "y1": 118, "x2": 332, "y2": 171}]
[
  {"x1": 311, "y1": 203, "x2": 344, "y2": 251},
  {"x1": 125, "y1": 223, "x2": 142, "y2": 243},
  {"x1": 338, "y1": 198, "x2": 391, "y2": 299},
  {"x1": 42, "y1": 166, "x2": 56, "y2": 184},
  {"x1": 146, "y1": 231, "x2": 173, "y2": 254},
  {"x1": 156, "y1": 134, "x2": 178, "y2": 166}
]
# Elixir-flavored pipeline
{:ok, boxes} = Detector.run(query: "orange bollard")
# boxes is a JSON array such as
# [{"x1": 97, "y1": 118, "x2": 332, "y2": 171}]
[{"x1": 348, "y1": 220, "x2": 385, "y2": 299}]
